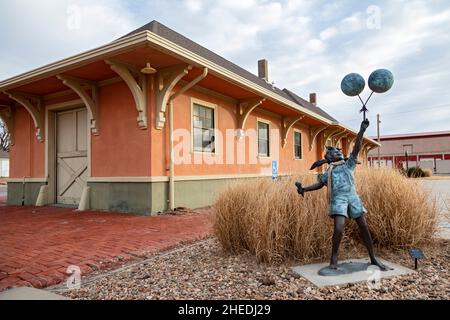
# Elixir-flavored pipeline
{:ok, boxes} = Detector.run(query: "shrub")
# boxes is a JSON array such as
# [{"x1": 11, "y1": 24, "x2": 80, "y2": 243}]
[
  {"x1": 355, "y1": 168, "x2": 437, "y2": 246},
  {"x1": 406, "y1": 166, "x2": 432, "y2": 178},
  {"x1": 422, "y1": 169, "x2": 432, "y2": 177},
  {"x1": 211, "y1": 168, "x2": 438, "y2": 263}
]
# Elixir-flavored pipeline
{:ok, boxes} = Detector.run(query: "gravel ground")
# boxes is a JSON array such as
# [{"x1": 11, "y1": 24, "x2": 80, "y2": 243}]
[{"x1": 60, "y1": 238, "x2": 449, "y2": 300}]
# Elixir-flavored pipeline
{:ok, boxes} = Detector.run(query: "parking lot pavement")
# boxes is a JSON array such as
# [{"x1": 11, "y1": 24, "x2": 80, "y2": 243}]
[{"x1": 419, "y1": 179, "x2": 450, "y2": 239}]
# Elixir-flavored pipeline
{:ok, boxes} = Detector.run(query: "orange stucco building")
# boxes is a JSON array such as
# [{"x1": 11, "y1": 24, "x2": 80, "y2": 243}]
[{"x1": 0, "y1": 21, "x2": 378, "y2": 214}]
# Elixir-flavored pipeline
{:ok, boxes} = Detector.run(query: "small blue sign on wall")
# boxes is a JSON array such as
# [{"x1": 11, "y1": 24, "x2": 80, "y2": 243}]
[{"x1": 272, "y1": 160, "x2": 278, "y2": 181}]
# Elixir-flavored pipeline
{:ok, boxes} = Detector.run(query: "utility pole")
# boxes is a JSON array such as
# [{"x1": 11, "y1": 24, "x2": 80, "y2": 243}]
[
  {"x1": 405, "y1": 150, "x2": 409, "y2": 171},
  {"x1": 377, "y1": 114, "x2": 381, "y2": 167}
]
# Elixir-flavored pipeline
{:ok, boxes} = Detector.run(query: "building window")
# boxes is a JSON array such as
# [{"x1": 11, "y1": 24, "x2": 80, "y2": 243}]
[
  {"x1": 294, "y1": 130, "x2": 302, "y2": 159},
  {"x1": 193, "y1": 103, "x2": 215, "y2": 153},
  {"x1": 403, "y1": 144, "x2": 413, "y2": 155},
  {"x1": 258, "y1": 121, "x2": 270, "y2": 157}
]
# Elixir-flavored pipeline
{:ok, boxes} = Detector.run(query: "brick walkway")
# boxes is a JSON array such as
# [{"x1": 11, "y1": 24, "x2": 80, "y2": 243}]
[{"x1": 0, "y1": 206, "x2": 211, "y2": 292}]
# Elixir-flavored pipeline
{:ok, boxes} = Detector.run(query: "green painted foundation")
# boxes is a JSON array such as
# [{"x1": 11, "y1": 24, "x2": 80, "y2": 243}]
[
  {"x1": 6, "y1": 177, "x2": 263, "y2": 215},
  {"x1": 7, "y1": 182, "x2": 46, "y2": 206},
  {"x1": 87, "y1": 178, "x2": 240, "y2": 214},
  {"x1": 173, "y1": 178, "x2": 238, "y2": 209},
  {"x1": 88, "y1": 182, "x2": 153, "y2": 215},
  {"x1": 87, "y1": 178, "x2": 253, "y2": 214}
]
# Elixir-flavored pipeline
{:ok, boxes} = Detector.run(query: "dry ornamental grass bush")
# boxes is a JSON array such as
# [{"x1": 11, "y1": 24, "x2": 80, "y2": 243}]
[
  {"x1": 212, "y1": 168, "x2": 438, "y2": 263},
  {"x1": 405, "y1": 166, "x2": 432, "y2": 178}
]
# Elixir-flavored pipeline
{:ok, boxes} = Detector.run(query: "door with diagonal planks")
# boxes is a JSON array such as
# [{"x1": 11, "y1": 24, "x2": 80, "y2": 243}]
[{"x1": 56, "y1": 108, "x2": 88, "y2": 205}]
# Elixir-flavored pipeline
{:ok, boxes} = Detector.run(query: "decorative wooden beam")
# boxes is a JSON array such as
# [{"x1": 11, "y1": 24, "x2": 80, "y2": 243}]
[
  {"x1": 5, "y1": 91, "x2": 44, "y2": 142},
  {"x1": 360, "y1": 141, "x2": 372, "y2": 164},
  {"x1": 365, "y1": 145, "x2": 375, "y2": 160},
  {"x1": 367, "y1": 144, "x2": 377, "y2": 153},
  {"x1": 170, "y1": 67, "x2": 208, "y2": 102},
  {"x1": 105, "y1": 59, "x2": 148, "y2": 129},
  {"x1": 155, "y1": 64, "x2": 192, "y2": 129},
  {"x1": 178, "y1": 79, "x2": 237, "y2": 105},
  {"x1": 332, "y1": 131, "x2": 348, "y2": 147},
  {"x1": 323, "y1": 128, "x2": 342, "y2": 147},
  {"x1": 281, "y1": 115, "x2": 304, "y2": 147},
  {"x1": 0, "y1": 105, "x2": 14, "y2": 145},
  {"x1": 57, "y1": 75, "x2": 99, "y2": 135},
  {"x1": 347, "y1": 136, "x2": 357, "y2": 151},
  {"x1": 361, "y1": 141, "x2": 369, "y2": 152},
  {"x1": 308, "y1": 125, "x2": 328, "y2": 151},
  {"x1": 236, "y1": 98, "x2": 265, "y2": 138}
]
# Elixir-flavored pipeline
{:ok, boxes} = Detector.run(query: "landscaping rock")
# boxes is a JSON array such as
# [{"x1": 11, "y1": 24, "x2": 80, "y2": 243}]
[{"x1": 63, "y1": 239, "x2": 449, "y2": 300}]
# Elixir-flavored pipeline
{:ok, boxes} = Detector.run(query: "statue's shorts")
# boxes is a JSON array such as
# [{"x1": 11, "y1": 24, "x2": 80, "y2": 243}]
[{"x1": 329, "y1": 193, "x2": 367, "y2": 219}]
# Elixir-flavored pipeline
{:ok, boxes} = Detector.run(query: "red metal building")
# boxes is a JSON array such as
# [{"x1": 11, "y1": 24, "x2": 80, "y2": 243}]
[{"x1": 368, "y1": 131, "x2": 450, "y2": 173}]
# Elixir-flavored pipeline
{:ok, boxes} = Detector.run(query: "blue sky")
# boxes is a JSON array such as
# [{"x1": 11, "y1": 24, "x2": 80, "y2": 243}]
[{"x1": 1, "y1": 0, "x2": 449, "y2": 137}]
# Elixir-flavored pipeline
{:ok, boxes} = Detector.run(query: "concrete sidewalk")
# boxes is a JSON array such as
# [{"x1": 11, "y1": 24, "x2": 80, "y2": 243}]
[{"x1": 0, "y1": 287, "x2": 69, "y2": 300}]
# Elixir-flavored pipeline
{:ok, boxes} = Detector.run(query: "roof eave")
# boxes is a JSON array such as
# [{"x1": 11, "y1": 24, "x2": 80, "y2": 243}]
[
  {"x1": 0, "y1": 29, "x2": 379, "y2": 147},
  {"x1": 0, "y1": 29, "x2": 332, "y2": 125},
  {"x1": 329, "y1": 122, "x2": 380, "y2": 147},
  {"x1": 143, "y1": 31, "x2": 337, "y2": 125},
  {"x1": 0, "y1": 31, "x2": 150, "y2": 91},
  {"x1": 142, "y1": 31, "x2": 379, "y2": 146}
]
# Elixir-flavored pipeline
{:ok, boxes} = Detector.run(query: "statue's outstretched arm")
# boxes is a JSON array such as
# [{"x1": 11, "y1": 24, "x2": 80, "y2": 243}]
[
  {"x1": 351, "y1": 119, "x2": 370, "y2": 159},
  {"x1": 295, "y1": 181, "x2": 325, "y2": 197}
]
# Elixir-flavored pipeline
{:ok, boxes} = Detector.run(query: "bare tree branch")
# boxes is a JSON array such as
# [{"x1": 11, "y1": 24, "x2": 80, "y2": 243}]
[{"x1": 0, "y1": 120, "x2": 11, "y2": 152}]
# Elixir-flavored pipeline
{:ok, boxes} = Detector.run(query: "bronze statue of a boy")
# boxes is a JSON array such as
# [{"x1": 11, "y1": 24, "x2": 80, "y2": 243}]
[{"x1": 295, "y1": 119, "x2": 390, "y2": 272}]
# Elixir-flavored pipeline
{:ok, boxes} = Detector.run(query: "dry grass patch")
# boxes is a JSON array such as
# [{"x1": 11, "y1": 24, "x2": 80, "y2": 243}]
[{"x1": 212, "y1": 168, "x2": 438, "y2": 263}]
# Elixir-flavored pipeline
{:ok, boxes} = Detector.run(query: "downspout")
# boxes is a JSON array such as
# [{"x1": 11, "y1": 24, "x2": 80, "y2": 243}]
[
  {"x1": 22, "y1": 176, "x2": 31, "y2": 206},
  {"x1": 23, "y1": 117, "x2": 33, "y2": 206},
  {"x1": 22, "y1": 176, "x2": 26, "y2": 206},
  {"x1": 167, "y1": 67, "x2": 208, "y2": 211},
  {"x1": 169, "y1": 100, "x2": 175, "y2": 210}
]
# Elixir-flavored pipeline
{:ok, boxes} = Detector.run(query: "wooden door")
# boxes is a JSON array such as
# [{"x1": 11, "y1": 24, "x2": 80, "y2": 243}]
[{"x1": 56, "y1": 108, "x2": 88, "y2": 205}]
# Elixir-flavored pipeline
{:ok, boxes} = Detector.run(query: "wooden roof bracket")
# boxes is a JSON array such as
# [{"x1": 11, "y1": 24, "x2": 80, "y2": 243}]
[
  {"x1": 281, "y1": 115, "x2": 304, "y2": 147},
  {"x1": 57, "y1": 75, "x2": 99, "y2": 135},
  {"x1": 5, "y1": 91, "x2": 44, "y2": 142},
  {"x1": 155, "y1": 64, "x2": 192, "y2": 129},
  {"x1": 105, "y1": 59, "x2": 148, "y2": 129},
  {"x1": 236, "y1": 97, "x2": 265, "y2": 139},
  {"x1": 308, "y1": 125, "x2": 328, "y2": 151},
  {"x1": 0, "y1": 105, "x2": 15, "y2": 145},
  {"x1": 169, "y1": 67, "x2": 208, "y2": 103},
  {"x1": 332, "y1": 130, "x2": 348, "y2": 147},
  {"x1": 360, "y1": 141, "x2": 369, "y2": 159},
  {"x1": 361, "y1": 142, "x2": 376, "y2": 162},
  {"x1": 347, "y1": 136, "x2": 357, "y2": 151},
  {"x1": 365, "y1": 144, "x2": 377, "y2": 155},
  {"x1": 323, "y1": 128, "x2": 342, "y2": 147}
]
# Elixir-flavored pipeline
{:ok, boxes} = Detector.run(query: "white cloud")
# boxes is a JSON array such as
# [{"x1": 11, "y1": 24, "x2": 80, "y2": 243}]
[
  {"x1": 1, "y1": 0, "x2": 450, "y2": 135},
  {"x1": 320, "y1": 1, "x2": 342, "y2": 20},
  {"x1": 320, "y1": 27, "x2": 338, "y2": 40},
  {"x1": 339, "y1": 12, "x2": 363, "y2": 33},
  {"x1": 285, "y1": 0, "x2": 313, "y2": 13},
  {"x1": 214, "y1": 0, "x2": 257, "y2": 10},
  {"x1": 184, "y1": 0, "x2": 203, "y2": 13},
  {"x1": 0, "y1": 0, "x2": 133, "y2": 78},
  {"x1": 306, "y1": 38, "x2": 326, "y2": 53}
]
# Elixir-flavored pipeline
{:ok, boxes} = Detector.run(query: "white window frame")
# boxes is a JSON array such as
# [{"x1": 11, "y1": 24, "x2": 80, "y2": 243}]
[
  {"x1": 402, "y1": 144, "x2": 413, "y2": 154},
  {"x1": 257, "y1": 118, "x2": 271, "y2": 158},
  {"x1": 293, "y1": 128, "x2": 303, "y2": 160},
  {"x1": 190, "y1": 98, "x2": 218, "y2": 154}
]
